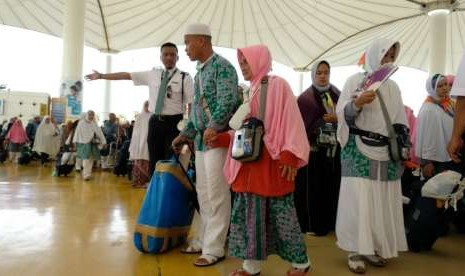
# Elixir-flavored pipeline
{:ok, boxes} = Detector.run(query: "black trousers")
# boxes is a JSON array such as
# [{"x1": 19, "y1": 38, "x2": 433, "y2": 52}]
[
  {"x1": 147, "y1": 114, "x2": 183, "y2": 177},
  {"x1": 40, "y1": 152, "x2": 49, "y2": 165}
]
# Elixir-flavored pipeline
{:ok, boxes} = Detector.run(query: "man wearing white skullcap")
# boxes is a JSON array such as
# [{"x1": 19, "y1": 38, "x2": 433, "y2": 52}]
[
  {"x1": 172, "y1": 23, "x2": 240, "y2": 267},
  {"x1": 184, "y1": 23, "x2": 212, "y2": 37}
]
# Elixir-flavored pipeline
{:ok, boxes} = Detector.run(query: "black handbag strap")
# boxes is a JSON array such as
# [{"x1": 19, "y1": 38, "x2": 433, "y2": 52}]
[
  {"x1": 173, "y1": 144, "x2": 199, "y2": 211},
  {"x1": 258, "y1": 77, "x2": 269, "y2": 121},
  {"x1": 181, "y1": 71, "x2": 186, "y2": 105}
]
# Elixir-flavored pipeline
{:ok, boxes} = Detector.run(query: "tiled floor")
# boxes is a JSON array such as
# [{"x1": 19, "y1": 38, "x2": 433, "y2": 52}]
[{"x1": 0, "y1": 162, "x2": 464, "y2": 276}]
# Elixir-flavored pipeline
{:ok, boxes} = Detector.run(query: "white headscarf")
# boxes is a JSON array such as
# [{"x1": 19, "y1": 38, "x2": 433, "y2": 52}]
[
  {"x1": 73, "y1": 111, "x2": 106, "y2": 145},
  {"x1": 129, "y1": 101, "x2": 151, "y2": 160},
  {"x1": 336, "y1": 38, "x2": 407, "y2": 161},
  {"x1": 426, "y1": 74, "x2": 445, "y2": 99},
  {"x1": 364, "y1": 38, "x2": 400, "y2": 73},
  {"x1": 311, "y1": 60, "x2": 331, "y2": 92},
  {"x1": 416, "y1": 73, "x2": 453, "y2": 162},
  {"x1": 33, "y1": 115, "x2": 60, "y2": 156}
]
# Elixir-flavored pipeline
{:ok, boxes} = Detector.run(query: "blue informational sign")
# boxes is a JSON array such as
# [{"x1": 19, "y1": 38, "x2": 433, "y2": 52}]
[
  {"x1": 51, "y1": 98, "x2": 67, "y2": 124},
  {"x1": 67, "y1": 95, "x2": 82, "y2": 116},
  {"x1": 60, "y1": 79, "x2": 83, "y2": 117}
]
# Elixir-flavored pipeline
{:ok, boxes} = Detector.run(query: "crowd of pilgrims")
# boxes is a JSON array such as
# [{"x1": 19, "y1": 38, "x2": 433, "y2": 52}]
[
  {"x1": 1, "y1": 36, "x2": 465, "y2": 275},
  {"x1": 0, "y1": 112, "x2": 137, "y2": 181}
]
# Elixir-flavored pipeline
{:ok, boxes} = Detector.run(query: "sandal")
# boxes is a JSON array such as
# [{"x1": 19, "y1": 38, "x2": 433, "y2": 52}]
[
  {"x1": 180, "y1": 245, "x2": 202, "y2": 254},
  {"x1": 193, "y1": 254, "x2": 226, "y2": 267},
  {"x1": 361, "y1": 254, "x2": 387, "y2": 267},
  {"x1": 229, "y1": 268, "x2": 261, "y2": 276},
  {"x1": 348, "y1": 254, "x2": 366, "y2": 274},
  {"x1": 286, "y1": 266, "x2": 311, "y2": 276}
]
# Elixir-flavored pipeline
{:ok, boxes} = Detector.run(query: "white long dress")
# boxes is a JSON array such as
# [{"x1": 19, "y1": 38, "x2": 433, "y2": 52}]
[{"x1": 129, "y1": 111, "x2": 151, "y2": 161}]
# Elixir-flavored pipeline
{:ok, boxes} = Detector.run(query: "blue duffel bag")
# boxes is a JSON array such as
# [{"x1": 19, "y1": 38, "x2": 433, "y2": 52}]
[{"x1": 134, "y1": 158, "x2": 196, "y2": 254}]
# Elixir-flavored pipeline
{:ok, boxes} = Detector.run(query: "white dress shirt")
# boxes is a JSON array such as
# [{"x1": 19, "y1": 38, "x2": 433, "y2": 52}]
[{"x1": 131, "y1": 67, "x2": 194, "y2": 115}]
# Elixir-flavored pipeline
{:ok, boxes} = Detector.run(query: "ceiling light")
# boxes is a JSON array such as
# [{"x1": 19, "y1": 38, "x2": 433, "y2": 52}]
[{"x1": 427, "y1": 9, "x2": 451, "y2": 16}]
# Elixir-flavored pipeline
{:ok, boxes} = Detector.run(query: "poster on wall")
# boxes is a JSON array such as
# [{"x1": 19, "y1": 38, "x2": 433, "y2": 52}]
[
  {"x1": 0, "y1": 99, "x2": 4, "y2": 115},
  {"x1": 40, "y1": 103, "x2": 48, "y2": 116},
  {"x1": 51, "y1": 98, "x2": 67, "y2": 124},
  {"x1": 60, "y1": 79, "x2": 82, "y2": 117}
]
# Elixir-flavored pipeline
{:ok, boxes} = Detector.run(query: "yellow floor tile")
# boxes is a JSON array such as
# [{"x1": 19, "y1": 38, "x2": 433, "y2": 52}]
[{"x1": 1, "y1": 162, "x2": 464, "y2": 275}]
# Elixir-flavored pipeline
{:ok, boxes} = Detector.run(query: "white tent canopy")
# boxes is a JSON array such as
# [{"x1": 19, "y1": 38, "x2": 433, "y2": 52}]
[{"x1": 0, "y1": 0, "x2": 464, "y2": 72}]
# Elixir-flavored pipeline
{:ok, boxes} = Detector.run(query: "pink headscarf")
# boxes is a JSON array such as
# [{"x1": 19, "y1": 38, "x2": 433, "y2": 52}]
[
  {"x1": 223, "y1": 45, "x2": 310, "y2": 184},
  {"x1": 237, "y1": 45, "x2": 272, "y2": 91},
  {"x1": 6, "y1": 120, "x2": 28, "y2": 144},
  {"x1": 404, "y1": 106, "x2": 419, "y2": 165}
]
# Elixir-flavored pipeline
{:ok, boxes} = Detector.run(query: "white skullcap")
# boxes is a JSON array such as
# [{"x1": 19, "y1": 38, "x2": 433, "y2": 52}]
[{"x1": 185, "y1": 23, "x2": 211, "y2": 37}]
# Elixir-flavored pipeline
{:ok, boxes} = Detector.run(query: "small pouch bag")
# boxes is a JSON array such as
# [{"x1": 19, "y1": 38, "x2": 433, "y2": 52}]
[{"x1": 231, "y1": 77, "x2": 268, "y2": 162}]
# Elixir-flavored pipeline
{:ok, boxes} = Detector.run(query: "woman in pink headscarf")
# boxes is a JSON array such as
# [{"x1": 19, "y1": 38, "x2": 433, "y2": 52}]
[
  {"x1": 219, "y1": 45, "x2": 311, "y2": 276},
  {"x1": 404, "y1": 106, "x2": 418, "y2": 165},
  {"x1": 6, "y1": 119, "x2": 28, "y2": 163},
  {"x1": 401, "y1": 106, "x2": 419, "y2": 188}
]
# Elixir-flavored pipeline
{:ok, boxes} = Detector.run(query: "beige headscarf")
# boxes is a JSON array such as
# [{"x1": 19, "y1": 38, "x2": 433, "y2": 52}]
[
  {"x1": 33, "y1": 116, "x2": 60, "y2": 156},
  {"x1": 73, "y1": 111, "x2": 106, "y2": 145}
]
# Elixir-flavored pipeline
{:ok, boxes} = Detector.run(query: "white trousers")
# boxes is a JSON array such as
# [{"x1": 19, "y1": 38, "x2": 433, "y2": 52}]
[
  {"x1": 82, "y1": 159, "x2": 94, "y2": 179},
  {"x1": 188, "y1": 211, "x2": 204, "y2": 249},
  {"x1": 194, "y1": 148, "x2": 231, "y2": 257},
  {"x1": 75, "y1": 158, "x2": 82, "y2": 170}
]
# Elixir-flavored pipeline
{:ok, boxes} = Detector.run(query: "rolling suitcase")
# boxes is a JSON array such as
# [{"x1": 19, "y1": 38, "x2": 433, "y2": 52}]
[
  {"x1": 113, "y1": 140, "x2": 130, "y2": 176},
  {"x1": 55, "y1": 151, "x2": 75, "y2": 176}
]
